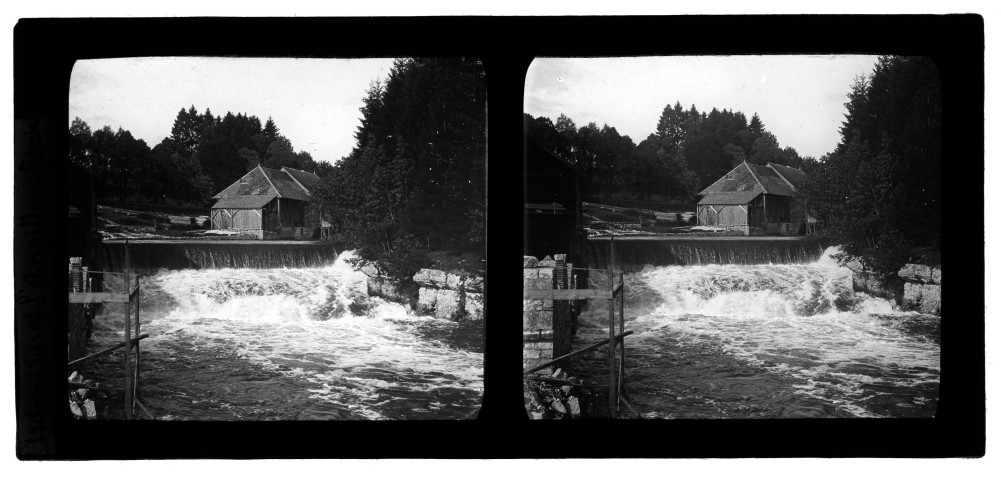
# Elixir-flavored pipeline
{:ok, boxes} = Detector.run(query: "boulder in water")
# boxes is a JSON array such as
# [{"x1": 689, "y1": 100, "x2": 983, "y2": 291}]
[
  {"x1": 83, "y1": 399, "x2": 97, "y2": 419},
  {"x1": 69, "y1": 399, "x2": 83, "y2": 417},
  {"x1": 567, "y1": 396, "x2": 581, "y2": 418}
]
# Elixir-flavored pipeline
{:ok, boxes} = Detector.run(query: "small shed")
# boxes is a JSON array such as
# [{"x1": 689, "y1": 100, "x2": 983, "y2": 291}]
[
  {"x1": 210, "y1": 165, "x2": 321, "y2": 239},
  {"x1": 696, "y1": 162, "x2": 806, "y2": 236}
]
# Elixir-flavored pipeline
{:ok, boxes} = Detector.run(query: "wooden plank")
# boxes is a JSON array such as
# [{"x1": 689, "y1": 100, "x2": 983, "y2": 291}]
[
  {"x1": 123, "y1": 255, "x2": 132, "y2": 420},
  {"x1": 618, "y1": 272, "x2": 625, "y2": 406},
  {"x1": 69, "y1": 292, "x2": 129, "y2": 304},
  {"x1": 524, "y1": 375, "x2": 609, "y2": 389},
  {"x1": 523, "y1": 330, "x2": 634, "y2": 376},
  {"x1": 607, "y1": 277, "x2": 616, "y2": 416},
  {"x1": 66, "y1": 333, "x2": 150, "y2": 368},
  {"x1": 523, "y1": 289, "x2": 612, "y2": 300}
]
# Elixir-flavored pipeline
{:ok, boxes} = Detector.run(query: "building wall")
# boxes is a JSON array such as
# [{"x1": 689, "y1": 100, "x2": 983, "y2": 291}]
[
  {"x1": 211, "y1": 208, "x2": 263, "y2": 231},
  {"x1": 698, "y1": 204, "x2": 748, "y2": 227}
]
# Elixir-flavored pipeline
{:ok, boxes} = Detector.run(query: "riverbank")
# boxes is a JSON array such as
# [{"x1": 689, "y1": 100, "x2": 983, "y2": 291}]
[{"x1": 360, "y1": 257, "x2": 484, "y2": 323}]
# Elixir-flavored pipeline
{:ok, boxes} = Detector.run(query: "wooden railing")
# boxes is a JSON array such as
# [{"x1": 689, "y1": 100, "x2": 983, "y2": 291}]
[{"x1": 67, "y1": 241, "x2": 152, "y2": 419}]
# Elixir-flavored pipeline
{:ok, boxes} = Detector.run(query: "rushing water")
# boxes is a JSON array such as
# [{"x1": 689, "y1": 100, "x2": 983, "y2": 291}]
[
  {"x1": 571, "y1": 247, "x2": 940, "y2": 418},
  {"x1": 81, "y1": 251, "x2": 483, "y2": 420}
]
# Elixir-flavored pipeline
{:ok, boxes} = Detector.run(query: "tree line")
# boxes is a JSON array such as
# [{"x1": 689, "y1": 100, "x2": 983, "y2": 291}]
[
  {"x1": 526, "y1": 103, "x2": 811, "y2": 202},
  {"x1": 70, "y1": 108, "x2": 317, "y2": 206},
  {"x1": 799, "y1": 55, "x2": 941, "y2": 272},
  {"x1": 69, "y1": 58, "x2": 485, "y2": 279},
  {"x1": 311, "y1": 58, "x2": 486, "y2": 277}
]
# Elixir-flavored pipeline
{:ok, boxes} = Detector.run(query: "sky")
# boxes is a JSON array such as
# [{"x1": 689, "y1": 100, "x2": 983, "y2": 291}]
[
  {"x1": 525, "y1": 55, "x2": 882, "y2": 160},
  {"x1": 69, "y1": 57, "x2": 397, "y2": 164}
]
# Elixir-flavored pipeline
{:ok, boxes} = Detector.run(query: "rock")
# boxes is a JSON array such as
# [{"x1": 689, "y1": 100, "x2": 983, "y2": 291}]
[
  {"x1": 529, "y1": 411, "x2": 544, "y2": 420},
  {"x1": 83, "y1": 399, "x2": 97, "y2": 418},
  {"x1": 68, "y1": 371, "x2": 83, "y2": 383},
  {"x1": 898, "y1": 264, "x2": 934, "y2": 284},
  {"x1": 919, "y1": 284, "x2": 941, "y2": 315},
  {"x1": 902, "y1": 282, "x2": 923, "y2": 310},
  {"x1": 931, "y1": 266, "x2": 942, "y2": 284},
  {"x1": 359, "y1": 263, "x2": 380, "y2": 277},
  {"x1": 445, "y1": 273, "x2": 463, "y2": 290},
  {"x1": 464, "y1": 292, "x2": 484, "y2": 321},
  {"x1": 527, "y1": 390, "x2": 541, "y2": 408},
  {"x1": 552, "y1": 368, "x2": 562, "y2": 378},
  {"x1": 567, "y1": 396, "x2": 581, "y2": 417},
  {"x1": 417, "y1": 287, "x2": 461, "y2": 319},
  {"x1": 561, "y1": 385, "x2": 572, "y2": 395},
  {"x1": 523, "y1": 256, "x2": 539, "y2": 268},
  {"x1": 844, "y1": 257, "x2": 866, "y2": 274},
  {"x1": 462, "y1": 276, "x2": 484, "y2": 293},
  {"x1": 69, "y1": 400, "x2": 83, "y2": 417},
  {"x1": 551, "y1": 399, "x2": 567, "y2": 414},
  {"x1": 852, "y1": 271, "x2": 903, "y2": 302},
  {"x1": 76, "y1": 388, "x2": 89, "y2": 397},
  {"x1": 413, "y1": 268, "x2": 448, "y2": 289},
  {"x1": 902, "y1": 282, "x2": 941, "y2": 315}
]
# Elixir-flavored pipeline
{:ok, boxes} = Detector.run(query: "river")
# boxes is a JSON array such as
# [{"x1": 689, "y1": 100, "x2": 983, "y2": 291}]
[
  {"x1": 570, "y1": 246, "x2": 940, "y2": 418},
  {"x1": 80, "y1": 251, "x2": 484, "y2": 420}
]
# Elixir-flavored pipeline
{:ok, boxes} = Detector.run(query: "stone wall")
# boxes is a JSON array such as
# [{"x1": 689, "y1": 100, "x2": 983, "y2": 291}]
[
  {"x1": 523, "y1": 254, "x2": 575, "y2": 373},
  {"x1": 413, "y1": 268, "x2": 484, "y2": 321},
  {"x1": 524, "y1": 255, "x2": 555, "y2": 373},
  {"x1": 359, "y1": 262, "x2": 483, "y2": 322},
  {"x1": 898, "y1": 263, "x2": 942, "y2": 315},
  {"x1": 844, "y1": 256, "x2": 941, "y2": 316},
  {"x1": 844, "y1": 257, "x2": 905, "y2": 304}
]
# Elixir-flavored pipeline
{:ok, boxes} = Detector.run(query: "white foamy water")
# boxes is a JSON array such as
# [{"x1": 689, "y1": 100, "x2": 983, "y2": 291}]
[
  {"x1": 618, "y1": 246, "x2": 940, "y2": 418},
  {"x1": 99, "y1": 251, "x2": 483, "y2": 420}
]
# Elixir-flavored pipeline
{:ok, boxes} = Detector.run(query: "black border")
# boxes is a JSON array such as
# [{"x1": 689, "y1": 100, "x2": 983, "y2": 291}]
[{"x1": 14, "y1": 15, "x2": 984, "y2": 459}]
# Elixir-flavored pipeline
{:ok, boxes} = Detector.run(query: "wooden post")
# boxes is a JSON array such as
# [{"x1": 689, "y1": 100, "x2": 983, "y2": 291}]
[
  {"x1": 763, "y1": 194, "x2": 767, "y2": 227},
  {"x1": 607, "y1": 268, "x2": 616, "y2": 417},
  {"x1": 609, "y1": 235, "x2": 616, "y2": 273},
  {"x1": 123, "y1": 241, "x2": 133, "y2": 420},
  {"x1": 133, "y1": 274, "x2": 141, "y2": 414},
  {"x1": 523, "y1": 330, "x2": 633, "y2": 376},
  {"x1": 618, "y1": 271, "x2": 625, "y2": 402}
]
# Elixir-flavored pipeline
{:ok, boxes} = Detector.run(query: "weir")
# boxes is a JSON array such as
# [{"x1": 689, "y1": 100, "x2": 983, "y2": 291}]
[
  {"x1": 102, "y1": 240, "x2": 342, "y2": 274},
  {"x1": 585, "y1": 236, "x2": 829, "y2": 271}
]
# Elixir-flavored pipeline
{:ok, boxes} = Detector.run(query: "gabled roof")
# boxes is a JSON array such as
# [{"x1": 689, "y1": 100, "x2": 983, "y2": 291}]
[
  {"x1": 212, "y1": 194, "x2": 277, "y2": 209},
  {"x1": 698, "y1": 162, "x2": 804, "y2": 202},
  {"x1": 747, "y1": 162, "x2": 796, "y2": 197},
  {"x1": 282, "y1": 167, "x2": 321, "y2": 194},
  {"x1": 264, "y1": 166, "x2": 310, "y2": 201},
  {"x1": 698, "y1": 191, "x2": 761, "y2": 205},
  {"x1": 211, "y1": 165, "x2": 313, "y2": 208},
  {"x1": 767, "y1": 162, "x2": 806, "y2": 189},
  {"x1": 698, "y1": 163, "x2": 764, "y2": 197}
]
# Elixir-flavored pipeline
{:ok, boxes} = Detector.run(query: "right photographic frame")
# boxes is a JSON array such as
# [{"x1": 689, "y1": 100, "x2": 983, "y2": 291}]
[{"x1": 523, "y1": 55, "x2": 944, "y2": 420}]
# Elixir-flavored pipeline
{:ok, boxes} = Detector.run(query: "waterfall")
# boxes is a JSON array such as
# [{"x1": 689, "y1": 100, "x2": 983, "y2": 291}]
[
  {"x1": 102, "y1": 241, "x2": 342, "y2": 274},
  {"x1": 585, "y1": 237, "x2": 829, "y2": 271}
]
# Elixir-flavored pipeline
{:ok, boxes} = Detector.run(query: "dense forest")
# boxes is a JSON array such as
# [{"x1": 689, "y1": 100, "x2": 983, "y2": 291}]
[
  {"x1": 526, "y1": 104, "x2": 811, "y2": 203},
  {"x1": 70, "y1": 109, "x2": 317, "y2": 206},
  {"x1": 69, "y1": 57, "x2": 485, "y2": 279},
  {"x1": 311, "y1": 57, "x2": 486, "y2": 278},
  {"x1": 527, "y1": 55, "x2": 940, "y2": 274},
  {"x1": 799, "y1": 55, "x2": 941, "y2": 273}
]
